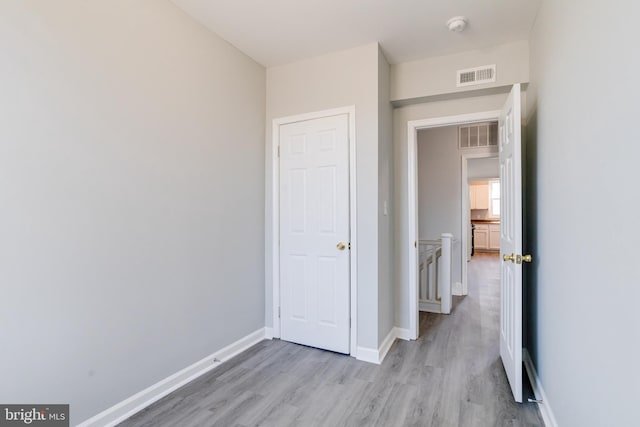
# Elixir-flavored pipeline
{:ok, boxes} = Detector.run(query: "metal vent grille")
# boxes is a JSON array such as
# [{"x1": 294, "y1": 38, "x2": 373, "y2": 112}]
[
  {"x1": 459, "y1": 122, "x2": 498, "y2": 149},
  {"x1": 456, "y1": 65, "x2": 497, "y2": 87},
  {"x1": 459, "y1": 71, "x2": 476, "y2": 84}
]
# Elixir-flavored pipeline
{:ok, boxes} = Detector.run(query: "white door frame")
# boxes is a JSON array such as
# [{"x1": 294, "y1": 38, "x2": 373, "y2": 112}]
[
  {"x1": 461, "y1": 152, "x2": 499, "y2": 295},
  {"x1": 271, "y1": 106, "x2": 358, "y2": 356},
  {"x1": 407, "y1": 110, "x2": 501, "y2": 340}
]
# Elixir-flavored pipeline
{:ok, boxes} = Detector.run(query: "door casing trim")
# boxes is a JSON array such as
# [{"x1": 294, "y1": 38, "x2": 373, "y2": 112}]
[{"x1": 271, "y1": 106, "x2": 357, "y2": 356}]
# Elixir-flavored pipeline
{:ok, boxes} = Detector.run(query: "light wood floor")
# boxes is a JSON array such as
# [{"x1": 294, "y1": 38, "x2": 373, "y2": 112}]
[{"x1": 119, "y1": 253, "x2": 542, "y2": 426}]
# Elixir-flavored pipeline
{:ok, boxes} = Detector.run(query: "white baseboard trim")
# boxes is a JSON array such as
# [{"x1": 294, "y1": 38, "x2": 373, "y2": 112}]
[
  {"x1": 355, "y1": 346, "x2": 379, "y2": 364},
  {"x1": 452, "y1": 281, "x2": 463, "y2": 296},
  {"x1": 377, "y1": 327, "x2": 396, "y2": 363},
  {"x1": 523, "y1": 349, "x2": 558, "y2": 427},
  {"x1": 356, "y1": 327, "x2": 410, "y2": 365},
  {"x1": 394, "y1": 327, "x2": 412, "y2": 341},
  {"x1": 264, "y1": 327, "x2": 274, "y2": 340},
  {"x1": 77, "y1": 328, "x2": 267, "y2": 427},
  {"x1": 419, "y1": 300, "x2": 441, "y2": 313}
]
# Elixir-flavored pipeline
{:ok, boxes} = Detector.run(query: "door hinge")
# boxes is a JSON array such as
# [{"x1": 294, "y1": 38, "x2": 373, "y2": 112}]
[
  {"x1": 278, "y1": 306, "x2": 281, "y2": 318},
  {"x1": 277, "y1": 145, "x2": 280, "y2": 157}
]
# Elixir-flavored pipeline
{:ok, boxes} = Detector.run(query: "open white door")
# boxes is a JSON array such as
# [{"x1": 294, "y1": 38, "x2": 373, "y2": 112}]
[
  {"x1": 499, "y1": 84, "x2": 524, "y2": 402},
  {"x1": 279, "y1": 114, "x2": 351, "y2": 354}
]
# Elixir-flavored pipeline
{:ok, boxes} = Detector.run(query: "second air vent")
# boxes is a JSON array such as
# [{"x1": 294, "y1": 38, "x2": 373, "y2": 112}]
[
  {"x1": 456, "y1": 65, "x2": 496, "y2": 87},
  {"x1": 459, "y1": 122, "x2": 498, "y2": 149}
]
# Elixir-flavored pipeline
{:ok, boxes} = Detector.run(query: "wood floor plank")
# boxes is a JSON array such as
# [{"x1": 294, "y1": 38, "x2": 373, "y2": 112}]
[{"x1": 118, "y1": 253, "x2": 543, "y2": 427}]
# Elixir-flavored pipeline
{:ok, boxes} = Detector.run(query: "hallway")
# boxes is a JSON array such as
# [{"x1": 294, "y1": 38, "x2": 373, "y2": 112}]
[{"x1": 119, "y1": 253, "x2": 542, "y2": 427}]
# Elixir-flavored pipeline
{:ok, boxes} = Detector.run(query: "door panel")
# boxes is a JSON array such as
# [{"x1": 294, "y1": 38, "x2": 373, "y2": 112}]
[
  {"x1": 289, "y1": 170, "x2": 307, "y2": 232},
  {"x1": 279, "y1": 114, "x2": 350, "y2": 354},
  {"x1": 499, "y1": 84, "x2": 523, "y2": 402},
  {"x1": 318, "y1": 166, "x2": 336, "y2": 233},
  {"x1": 317, "y1": 256, "x2": 337, "y2": 326},
  {"x1": 288, "y1": 255, "x2": 308, "y2": 321}
]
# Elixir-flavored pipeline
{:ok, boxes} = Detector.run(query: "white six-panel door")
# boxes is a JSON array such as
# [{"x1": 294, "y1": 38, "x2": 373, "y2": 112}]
[
  {"x1": 279, "y1": 114, "x2": 350, "y2": 354},
  {"x1": 499, "y1": 84, "x2": 523, "y2": 402}
]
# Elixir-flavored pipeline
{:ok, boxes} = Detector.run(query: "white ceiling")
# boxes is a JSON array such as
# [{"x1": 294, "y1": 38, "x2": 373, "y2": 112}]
[{"x1": 171, "y1": 0, "x2": 541, "y2": 67}]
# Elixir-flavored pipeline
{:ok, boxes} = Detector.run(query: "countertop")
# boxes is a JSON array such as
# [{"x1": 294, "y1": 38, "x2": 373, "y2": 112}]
[{"x1": 471, "y1": 219, "x2": 501, "y2": 224}]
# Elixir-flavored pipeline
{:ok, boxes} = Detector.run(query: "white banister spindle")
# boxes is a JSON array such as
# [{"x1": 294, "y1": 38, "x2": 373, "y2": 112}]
[
  {"x1": 418, "y1": 233, "x2": 454, "y2": 315},
  {"x1": 428, "y1": 251, "x2": 436, "y2": 301},
  {"x1": 419, "y1": 258, "x2": 427, "y2": 300},
  {"x1": 440, "y1": 233, "x2": 453, "y2": 314}
]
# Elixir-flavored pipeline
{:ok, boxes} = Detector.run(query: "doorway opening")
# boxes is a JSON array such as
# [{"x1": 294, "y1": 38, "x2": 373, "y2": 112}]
[
  {"x1": 413, "y1": 123, "x2": 500, "y2": 330},
  {"x1": 463, "y1": 154, "x2": 500, "y2": 295},
  {"x1": 407, "y1": 84, "x2": 525, "y2": 403},
  {"x1": 407, "y1": 110, "x2": 502, "y2": 340}
]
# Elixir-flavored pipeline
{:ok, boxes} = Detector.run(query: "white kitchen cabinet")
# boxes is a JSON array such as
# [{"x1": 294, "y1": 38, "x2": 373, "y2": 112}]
[
  {"x1": 470, "y1": 183, "x2": 489, "y2": 210},
  {"x1": 489, "y1": 223, "x2": 501, "y2": 250},
  {"x1": 474, "y1": 224, "x2": 489, "y2": 250},
  {"x1": 473, "y1": 222, "x2": 500, "y2": 252}
]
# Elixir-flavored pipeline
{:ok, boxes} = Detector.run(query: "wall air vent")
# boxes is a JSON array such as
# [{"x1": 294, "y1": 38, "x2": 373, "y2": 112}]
[
  {"x1": 459, "y1": 122, "x2": 498, "y2": 149},
  {"x1": 456, "y1": 64, "x2": 496, "y2": 87}
]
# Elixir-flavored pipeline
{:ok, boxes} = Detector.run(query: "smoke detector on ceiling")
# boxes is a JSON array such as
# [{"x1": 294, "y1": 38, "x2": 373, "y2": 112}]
[{"x1": 447, "y1": 16, "x2": 468, "y2": 33}]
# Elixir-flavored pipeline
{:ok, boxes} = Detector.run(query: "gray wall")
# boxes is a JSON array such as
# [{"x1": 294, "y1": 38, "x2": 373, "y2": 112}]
[
  {"x1": 468, "y1": 157, "x2": 499, "y2": 180},
  {"x1": 265, "y1": 43, "x2": 382, "y2": 350},
  {"x1": 417, "y1": 126, "x2": 459, "y2": 241},
  {"x1": 391, "y1": 40, "x2": 529, "y2": 103},
  {"x1": 0, "y1": 1, "x2": 265, "y2": 424},
  {"x1": 377, "y1": 47, "x2": 395, "y2": 344},
  {"x1": 417, "y1": 127, "x2": 462, "y2": 286},
  {"x1": 526, "y1": 1, "x2": 640, "y2": 425}
]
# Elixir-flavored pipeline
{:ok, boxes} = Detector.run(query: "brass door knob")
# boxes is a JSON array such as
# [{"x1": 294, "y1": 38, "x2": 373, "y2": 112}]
[
  {"x1": 522, "y1": 254, "x2": 533, "y2": 263},
  {"x1": 337, "y1": 242, "x2": 346, "y2": 251},
  {"x1": 503, "y1": 253, "x2": 516, "y2": 263}
]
